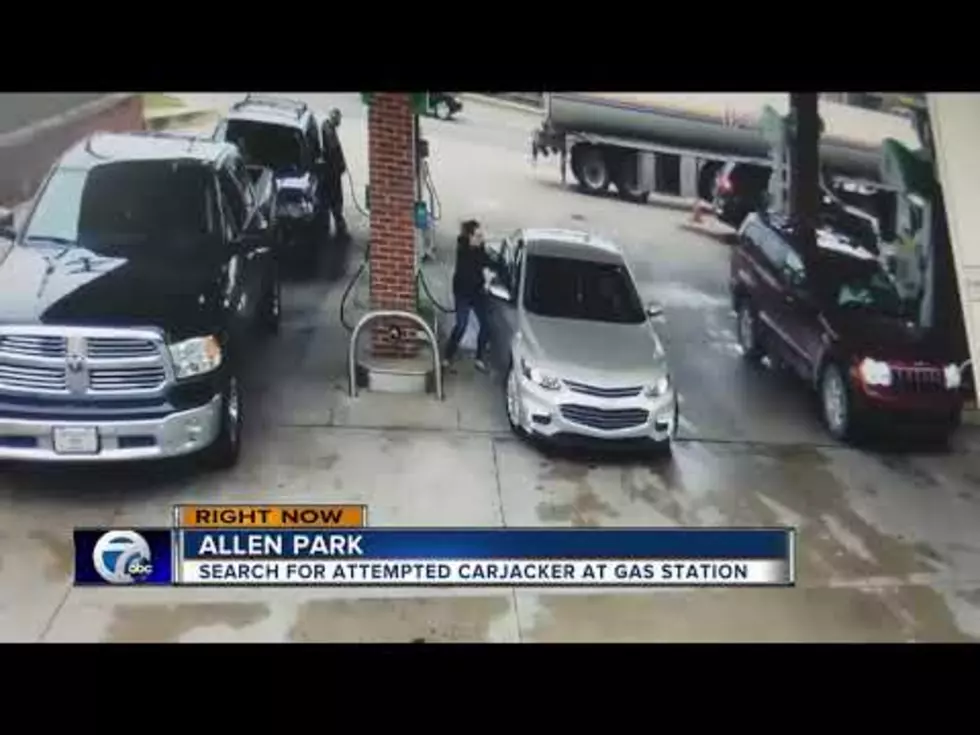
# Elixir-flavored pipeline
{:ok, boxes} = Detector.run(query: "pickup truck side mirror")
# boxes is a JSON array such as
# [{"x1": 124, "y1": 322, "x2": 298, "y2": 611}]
[
  {"x1": 0, "y1": 207, "x2": 15, "y2": 239},
  {"x1": 646, "y1": 301, "x2": 664, "y2": 319}
]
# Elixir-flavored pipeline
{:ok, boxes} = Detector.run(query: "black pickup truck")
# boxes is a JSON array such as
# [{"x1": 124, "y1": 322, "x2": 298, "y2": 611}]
[{"x1": 0, "y1": 131, "x2": 281, "y2": 469}]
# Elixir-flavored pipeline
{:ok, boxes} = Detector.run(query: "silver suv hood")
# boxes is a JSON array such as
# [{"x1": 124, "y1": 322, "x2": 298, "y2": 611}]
[{"x1": 519, "y1": 311, "x2": 667, "y2": 386}]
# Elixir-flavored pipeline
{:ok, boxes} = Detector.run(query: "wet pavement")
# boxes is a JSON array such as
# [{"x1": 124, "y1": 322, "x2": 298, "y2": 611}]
[{"x1": 2, "y1": 94, "x2": 980, "y2": 642}]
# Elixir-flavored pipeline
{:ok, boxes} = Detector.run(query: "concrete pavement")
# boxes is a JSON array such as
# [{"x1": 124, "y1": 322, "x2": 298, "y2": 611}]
[{"x1": 3, "y1": 93, "x2": 980, "y2": 641}]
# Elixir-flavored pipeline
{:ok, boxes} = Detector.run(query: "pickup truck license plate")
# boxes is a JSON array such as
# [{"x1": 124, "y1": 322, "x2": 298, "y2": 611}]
[{"x1": 52, "y1": 426, "x2": 99, "y2": 455}]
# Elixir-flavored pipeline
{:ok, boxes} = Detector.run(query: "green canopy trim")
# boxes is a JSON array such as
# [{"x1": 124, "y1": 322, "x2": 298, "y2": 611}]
[
  {"x1": 882, "y1": 138, "x2": 934, "y2": 197},
  {"x1": 361, "y1": 93, "x2": 429, "y2": 114}
]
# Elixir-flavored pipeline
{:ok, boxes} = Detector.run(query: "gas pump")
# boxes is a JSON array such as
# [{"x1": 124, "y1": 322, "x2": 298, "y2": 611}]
[
  {"x1": 760, "y1": 105, "x2": 791, "y2": 215},
  {"x1": 413, "y1": 111, "x2": 437, "y2": 266},
  {"x1": 413, "y1": 107, "x2": 453, "y2": 315}
]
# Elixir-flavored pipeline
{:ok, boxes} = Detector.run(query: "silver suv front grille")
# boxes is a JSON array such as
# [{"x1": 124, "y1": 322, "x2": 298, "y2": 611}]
[
  {"x1": 564, "y1": 379, "x2": 643, "y2": 398},
  {"x1": 0, "y1": 326, "x2": 172, "y2": 397},
  {"x1": 560, "y1": 404, "x2": 650, "y2": 430}
]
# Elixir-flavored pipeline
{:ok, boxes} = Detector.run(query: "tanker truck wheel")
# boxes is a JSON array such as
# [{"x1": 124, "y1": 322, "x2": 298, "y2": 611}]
[
  {"x1": 613, "y1": 153, "x2": 650, "y2": 203},
  {"x1": 571, "y1": 144, "x2": 610, "y2": 195}
]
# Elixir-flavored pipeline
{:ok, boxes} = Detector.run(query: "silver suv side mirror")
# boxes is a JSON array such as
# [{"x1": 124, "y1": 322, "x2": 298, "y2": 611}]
[{"x1": 646, "y1": 302, "x2": 664, "y2": 319}]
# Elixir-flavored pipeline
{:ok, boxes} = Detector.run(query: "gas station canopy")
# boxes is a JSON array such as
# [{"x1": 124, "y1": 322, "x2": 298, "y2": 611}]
[{"x1": 360, "y1": 93, "x2": 429, "y2": 114}]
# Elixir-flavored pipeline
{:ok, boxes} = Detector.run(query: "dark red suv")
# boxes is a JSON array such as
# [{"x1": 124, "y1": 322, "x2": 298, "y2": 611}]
[{"x1": 730, "y1": 212, "x2": 964, "y2": 442}]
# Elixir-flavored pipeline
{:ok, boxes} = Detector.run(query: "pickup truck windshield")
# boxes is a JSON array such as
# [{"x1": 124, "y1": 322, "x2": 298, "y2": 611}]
[
  {"x1": 523, "y1": 254, "x2": 646, "y2": 324},
  {"x1": 23, "y1": 162, "x2": 216, "y2": 255},
  {"x1": 224, "y1": 120, "x2": 306, "y2": 174}
]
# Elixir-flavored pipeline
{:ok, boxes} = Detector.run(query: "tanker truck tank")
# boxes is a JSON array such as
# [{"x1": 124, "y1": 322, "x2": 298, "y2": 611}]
[
  {"x1": 537, "y1": 92, "x2": 922, "y2": 200},
  {"x1": 547, "y1": 92, "x2": 782, "y2": 159}
]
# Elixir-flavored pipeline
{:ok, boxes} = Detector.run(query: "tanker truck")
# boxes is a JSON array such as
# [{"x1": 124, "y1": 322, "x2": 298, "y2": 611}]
[{"x1": 531, "y1": 92, "x2": 921, "y2": 204}]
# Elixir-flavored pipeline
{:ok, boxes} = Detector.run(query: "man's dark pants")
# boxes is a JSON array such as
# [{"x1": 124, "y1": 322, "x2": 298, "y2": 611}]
[
  {"x1": 326, "y1": 177, "x2": 347, "y2": 239},
  {"x1": 444, "y1": 291, "x2": 489, "y2": 362}
]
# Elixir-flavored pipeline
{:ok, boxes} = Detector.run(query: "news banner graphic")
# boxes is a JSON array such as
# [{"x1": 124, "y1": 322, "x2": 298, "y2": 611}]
[{"x1": 74, "y1": 505, "x2": 795, "y2": 587}]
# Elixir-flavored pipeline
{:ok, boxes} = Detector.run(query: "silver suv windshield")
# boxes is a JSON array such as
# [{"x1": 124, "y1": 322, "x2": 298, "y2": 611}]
[{"x1": 523, "y1": 254, "x2": 646, "y2": 324}]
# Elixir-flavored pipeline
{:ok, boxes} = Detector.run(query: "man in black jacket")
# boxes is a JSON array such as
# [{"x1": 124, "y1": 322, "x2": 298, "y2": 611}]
[
  {"x1": 321, "y1": 109, "x2": 348, "y2": 241},
  {"x1": 443, "y1": 219, "x2": 494, "y2": 371}
]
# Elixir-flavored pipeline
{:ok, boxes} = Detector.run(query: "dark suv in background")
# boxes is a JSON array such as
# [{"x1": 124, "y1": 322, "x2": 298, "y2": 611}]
[
  {"x1": 712, "y1": 161, "x2": 772, "y2": 228},
  {"x1": 0, "y1": 131, "x2": 281, "y2": 468},
  {"x1": 730, "y1": 211, "x2": 964, "y2": 443},
  {"x1": 713, "y1": 163, "x2": 887, "y2": 252},
  {"x1": 213, "y1": 94, "x2": 327, "y2": 270}
]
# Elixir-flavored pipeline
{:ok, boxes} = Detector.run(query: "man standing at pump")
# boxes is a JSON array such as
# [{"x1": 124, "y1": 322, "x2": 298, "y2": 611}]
[{"x1": 321, "y1": 108, "x2": 349, "y2": 241}]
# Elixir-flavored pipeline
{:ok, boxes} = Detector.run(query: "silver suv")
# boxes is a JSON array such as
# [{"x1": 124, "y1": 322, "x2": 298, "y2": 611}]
[{"x1": 482, "y1": 228, "x2": 677, "y2": 453}]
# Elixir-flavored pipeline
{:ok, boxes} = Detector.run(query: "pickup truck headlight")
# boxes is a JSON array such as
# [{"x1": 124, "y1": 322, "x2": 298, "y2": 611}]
[
  {"x1": 520, "y1": 357, "x2": 561, "y2": 390},
  {"x1": 169, "y1": 336, "x2": 222, "y2": 379},
  {"x1": 944, "y1": 363, "x2": 962, "y2": 389},
  {"x1": 858, "y1": 358, "x2": 892, "y2": 387},
  {"x1": 645, "y1": 375, "x2": 671, "y2": 398}
]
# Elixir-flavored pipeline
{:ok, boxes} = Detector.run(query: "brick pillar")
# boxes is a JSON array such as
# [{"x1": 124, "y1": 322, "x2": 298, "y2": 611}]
[{"x1": 368, "y1": 93, "x2": 418, "y2": 358}]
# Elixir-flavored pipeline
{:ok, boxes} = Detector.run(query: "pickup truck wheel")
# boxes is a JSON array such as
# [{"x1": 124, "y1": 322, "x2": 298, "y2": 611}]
[
  {"x1": 202, "y1": 372, "x2": 243, "y2": 470},
  {"x1": 260, "y1": 273, "x2": 281, "y2": 335},
  {"x1": 820, "y1": 363, "x2": 857, "y2": 442},
  {"x1": 572, "y1": 145, "x2": 610, "y2": 195},
  {"x1": 736, "y1": 300, "x2": 763, "y2": 362}
]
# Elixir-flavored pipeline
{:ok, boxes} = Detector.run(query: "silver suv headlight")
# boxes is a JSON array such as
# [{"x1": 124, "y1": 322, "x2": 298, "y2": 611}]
[
  {"x1": 520, "y1": 357, "x2": 561, "y2": 390},
  {"x1": 645, "y1": 375, "x2": 671, "y2": 398},
  {"x1": 169, "y1": 336, "x2": 223, "y2": 379}
]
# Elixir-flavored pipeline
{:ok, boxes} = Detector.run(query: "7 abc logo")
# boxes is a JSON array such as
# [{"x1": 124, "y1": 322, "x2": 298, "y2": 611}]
[{"x1": 92, "y1": 530, "x2": 154, "y2": 584}]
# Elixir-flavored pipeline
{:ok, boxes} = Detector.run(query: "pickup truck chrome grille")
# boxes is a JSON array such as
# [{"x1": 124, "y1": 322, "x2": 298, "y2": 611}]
[
  {"x1": 89, "y1": 367, "x2": 167, "y2": 392},
  {"x1": 0, "y1": 327, "x2": 172, "y2": 397},
  {"x1": 0, "y1": 335, "x2": 67, "y2": 358},
  {"x1": 86, "y1": 337, "x2": 158, "y2": 359},
  {"x1": 0, "y1": 363, "x2": 67, "y2": 392}
]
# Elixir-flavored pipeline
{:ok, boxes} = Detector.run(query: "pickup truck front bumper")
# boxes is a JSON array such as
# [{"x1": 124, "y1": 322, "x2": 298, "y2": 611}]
[{"x1": 0, "y1": 394, "x2": 222, "y2": 462}]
